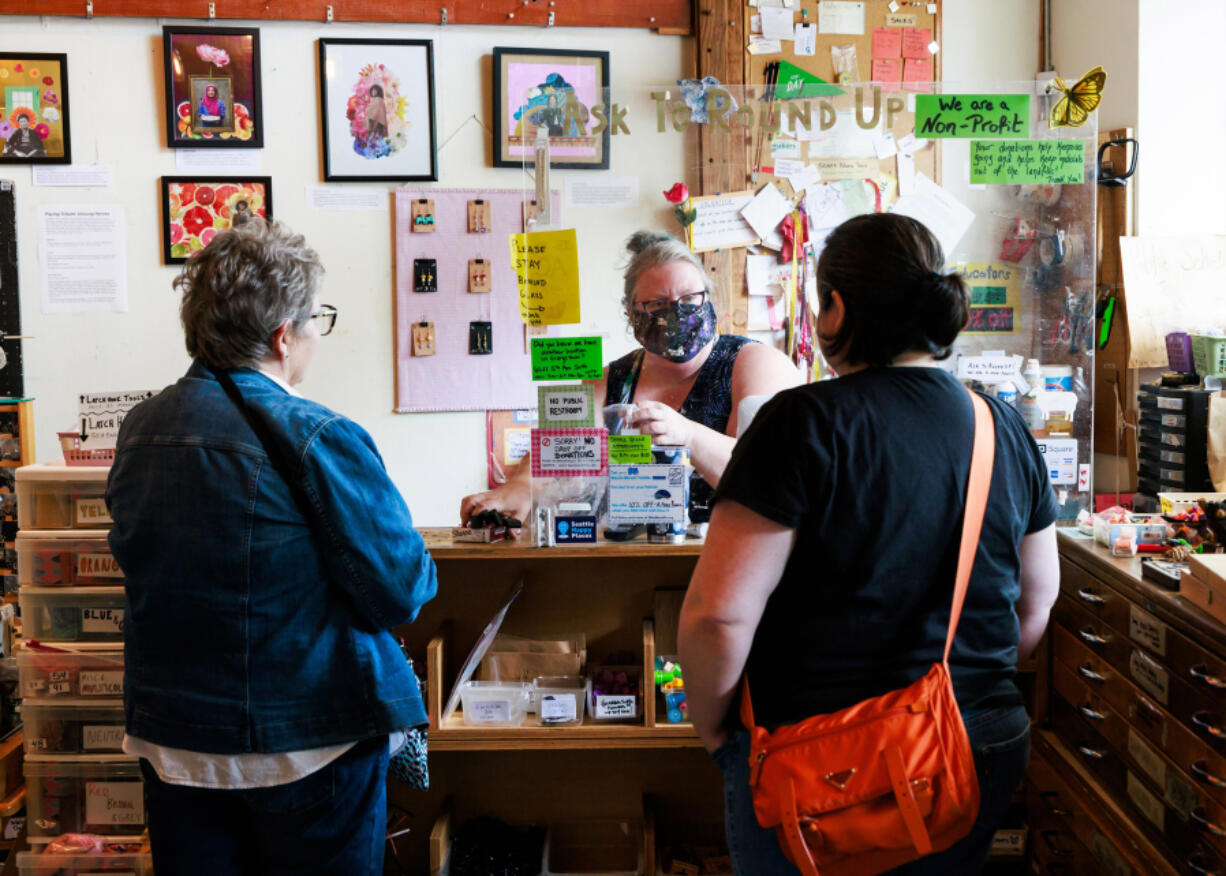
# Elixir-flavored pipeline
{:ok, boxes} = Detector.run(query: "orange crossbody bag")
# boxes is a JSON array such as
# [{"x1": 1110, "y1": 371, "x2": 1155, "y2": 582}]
[{"x1": 739, "y1": 389, "x2": 995, "y2": 876}]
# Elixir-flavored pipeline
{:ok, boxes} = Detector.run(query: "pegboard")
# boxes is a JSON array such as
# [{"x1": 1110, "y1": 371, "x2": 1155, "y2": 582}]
[{"x1": 0, "y1": 183, "x2": 24, "y2": 399}]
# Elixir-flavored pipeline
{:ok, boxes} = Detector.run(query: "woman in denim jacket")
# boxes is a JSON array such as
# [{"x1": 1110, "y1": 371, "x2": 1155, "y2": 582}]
[{"x1": 106, "y1": 220, "x2": 437, "y2": 875}]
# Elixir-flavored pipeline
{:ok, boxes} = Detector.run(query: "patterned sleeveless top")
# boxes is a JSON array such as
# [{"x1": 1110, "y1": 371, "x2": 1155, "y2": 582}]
[{"x1": 605, "y1": 335, "x2": 755, "y2": 523}]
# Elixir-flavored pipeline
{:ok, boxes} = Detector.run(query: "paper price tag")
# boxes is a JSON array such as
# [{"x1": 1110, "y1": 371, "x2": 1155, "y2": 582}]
[
  {"x1": 79, "y1": 670, "x2": 124, "y2": 696},
  {"x1": 85, "y1": 781, "x2": 145, "y2": 826},
  {"x1": 83, "y1": 724, "x2": 125, "y2": 751},
  {"x1": 540, "y1": 694, "x2": 578, "y2": 723},
  {"x1": 81, "y1": 608, "x2": 124, "y2": 635},
  {"x1": 595, "y1": 694, "x2": 637, "y2": 719},
  {"x1": 75, "y1": 498, "x2": 113, "y2": 525},
  {"x1": 469, "y1": 700, "x2": 511, "y2": 723}
]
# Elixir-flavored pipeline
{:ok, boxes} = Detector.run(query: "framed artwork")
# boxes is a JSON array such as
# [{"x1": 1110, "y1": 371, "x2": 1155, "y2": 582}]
[
  {"x1": 162, "y1": 26, "x2": 263, "y2": 148},
  {"x1": 161, "y1": 176, "x2": 272, "y2": 264},
  {"x1": 492, "y1": 47, "x2": 609, "y2": 170},
  {"x1": 0, "y1": 53, "x2": 71, "y2": 165},
  {"x1": 319, "y1": 39, "x2": 437, "y2": 182}
]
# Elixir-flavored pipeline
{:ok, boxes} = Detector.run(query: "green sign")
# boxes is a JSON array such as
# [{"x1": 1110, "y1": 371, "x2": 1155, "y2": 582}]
[
  {"x1": 970, "y1": 286, "x2": 1007, "y2": 305},
  {"x1": 530, "y1": 336, "x2": 603, "y2": 381},
  {"x1": 969, "y1": 139, "x2": 1086, "y2": 185},
  {"x1": 915, "y1": 94, "x2": 1030, "y2": 139},
  {"x1": 609, "y1": 434, "x2": 652, "y2": 464},
  {"x1": 775, "y1": 60, "x2": 844, "y2": 99}
]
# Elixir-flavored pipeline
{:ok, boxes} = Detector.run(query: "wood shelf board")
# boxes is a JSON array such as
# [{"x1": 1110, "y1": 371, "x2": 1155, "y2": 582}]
[
  {"x1": 0, "y1": 785, "x2": 23, "y2": 818},
  {"x1": 419, "y1": 528, "x2": 705, "y2": 559},
  {"x1": 432, "y1": 712, "x2": 701, "y2": 751}
]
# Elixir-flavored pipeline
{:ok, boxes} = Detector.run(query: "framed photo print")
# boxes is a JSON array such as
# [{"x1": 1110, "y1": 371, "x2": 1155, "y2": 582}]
[
  {"x1": 162, "y1": 26, "x2": 263, "y2": 148},
  {"x1": 0, "y1": 53, "x2": 71, "y2": 165},
  {"x1": 492, "y1": 47, "x2": 609, "y2": 170},
  {"x1": 319, "y1": 39, "x2": 437, "y2": 182},
  {"x1": 161, "y1": 176, "x2": 272, "y2": 264}
]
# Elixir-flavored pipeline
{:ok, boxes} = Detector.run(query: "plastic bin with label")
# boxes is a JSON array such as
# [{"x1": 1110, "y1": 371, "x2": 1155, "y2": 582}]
[
  {"x1": 16, "y1": 465, "x2": 112, "y2": 530},
  {"x1": 459, "y1": 681, "x2": 530, "y2": 726},
  {"x1": 23, "y1": 702, "x2": 126, "y2": 755},
  {"x1": 25, "y1": 756, "x2": 144, "y2": 837},
  {"x1": 20, "y1": 588, "x2": 126, "y2": 642},
  {"x1": 533, "y1": 676, "x2": 587, "y2": 726},
  {"x1": 17, "y1": 849, "x2": 152, "y2": 876},
  {"x1": 18, "y1": 531, "x2": 124, "y2": 588},
  {"x1": 588, "y1": 666, "x2": 642, "y2": 724},
  {"x1": 17, "y1": 648, "x2": 125, "y2": 700},
  {"x1": 543, "y1": 820, "x2": 644, "y2": 875}
]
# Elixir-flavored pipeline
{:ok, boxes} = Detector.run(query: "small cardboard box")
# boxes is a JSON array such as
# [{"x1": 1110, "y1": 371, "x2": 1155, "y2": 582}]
[{"x1": 451, "y1": 527, "x2": 505, "y2": 544}]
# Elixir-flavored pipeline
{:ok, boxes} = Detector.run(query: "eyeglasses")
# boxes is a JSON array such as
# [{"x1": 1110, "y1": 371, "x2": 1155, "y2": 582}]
[
  {"x1": 633, "y1": 290, "x2": 707, "y2": 318},
  {"x1": 310, "y1": 304, "x2": 338, "y2": 336}
]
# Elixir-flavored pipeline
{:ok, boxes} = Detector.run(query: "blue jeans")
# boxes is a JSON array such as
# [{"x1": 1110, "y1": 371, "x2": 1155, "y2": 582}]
[
  {"x1": 139, "y1": 734, "x2": 390, "y2": 876},
  {"x1": 714, "y1": 703, "x2": 1031, "y2": 875}
]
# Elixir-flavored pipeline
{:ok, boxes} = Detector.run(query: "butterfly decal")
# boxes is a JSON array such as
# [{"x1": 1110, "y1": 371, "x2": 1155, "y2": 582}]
[{"x1": 1049, "y1": 66, "x2": 1106, "y2": 128}]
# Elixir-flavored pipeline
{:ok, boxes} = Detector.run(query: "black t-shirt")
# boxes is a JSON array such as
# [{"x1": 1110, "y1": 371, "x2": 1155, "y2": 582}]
[{"x1": 716, "y1": 367, "x2": 1057, "y2": 728}]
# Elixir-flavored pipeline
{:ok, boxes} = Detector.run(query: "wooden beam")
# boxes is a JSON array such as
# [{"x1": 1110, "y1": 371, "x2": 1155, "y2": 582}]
[{"x1": 3, "y1": 0, "x2": 692, "y2": 31}]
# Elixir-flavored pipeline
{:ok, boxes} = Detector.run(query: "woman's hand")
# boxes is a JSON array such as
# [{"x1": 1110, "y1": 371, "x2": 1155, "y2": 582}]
[
  {"x1": 459, "y1": 482, "x2": 531, "y2": 526},
  {"x1": 628, "y1": 401, "x2": 694, "y2": 447}
]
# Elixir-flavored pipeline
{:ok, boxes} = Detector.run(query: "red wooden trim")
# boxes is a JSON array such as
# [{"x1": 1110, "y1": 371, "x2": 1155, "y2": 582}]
[{"x1": 5, "y1": 0, "x2": 692, "y2": 31}]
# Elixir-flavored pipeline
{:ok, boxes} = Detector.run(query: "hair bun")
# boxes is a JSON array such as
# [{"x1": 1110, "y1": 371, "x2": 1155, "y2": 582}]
[
  {"x1": 919, "y1": 271, "x2": 970, "y2": 348},
  {"x1": 625, "y1": 230, "x2": 676, "y2": 255}
]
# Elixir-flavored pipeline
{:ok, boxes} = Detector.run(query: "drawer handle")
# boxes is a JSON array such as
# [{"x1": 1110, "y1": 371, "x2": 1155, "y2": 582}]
[
  {"x1": 1078, "y1": 627, "x2": 1109, "y2": 646},
  {"x1": 1194, "y1": 713, "x2": 1226, "y2": 740},
  {"x1": 1192, "y1": 760, "x2": 1226, "y2": 790},
  {"x1": 1040, "y1": 791, "x2": 1073, "y2": 816},
  {"x1": 1191, "y1": 665, "x2": 1226, "y2": 690},
  {"x1": 1040, "y1": 829, "x2": 1074, "y2": 857},
  {"x1": 1077, "y1": 743, "x2": 1107, "y2": 760},
  {"x1": 1078, "y1": 703, "x2": 1107, "y2": 722},
  {"x1": 1189, "y1": 854, "x2": 1222, "y2": 876},
  {"x1": 1191, "y1": 807, "x2": 1226, "y2": 838},
  {"x1": 1076, "y1": 588, "x2": 1106, "y2": 605},
  {"x1": 1078, "y1": 662, "x2": 1107, "y2": 682}
]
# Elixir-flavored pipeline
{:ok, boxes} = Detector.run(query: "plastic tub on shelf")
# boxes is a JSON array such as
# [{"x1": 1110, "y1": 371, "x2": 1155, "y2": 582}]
[
  {"x1": 543, "y1": 820, "x2": 644, "y2": 875},
  {"x1": 25, "y1": 757, "x2": 144, "y2": 837},
  {"x1": 20, "y1": 588, "x2": 126, "y2": 642},
  {"x1": 588, "y1": 666, "x2": 642, "y2": 724},
  {"x1": 459, "y1": 681, "x2": 530, "y2": 726},
  {"x1": 18, "y1": 531, "x2": 123, "y2": 588},
  {"x1": 17, "y1": 648, "x2": 124, "y2": 699},
  {"x1": 533, "y1": 676, "x2": 587, "y2": 726},
  {"x1": 17, "y1": 849, "x2": 152, "y2": 876},
  {"x1": 23, "y1": 702, "x2": 126, "y2": 755},
  {"x1": 16, "y1": 464, "x2": 112, "y2": 530}
]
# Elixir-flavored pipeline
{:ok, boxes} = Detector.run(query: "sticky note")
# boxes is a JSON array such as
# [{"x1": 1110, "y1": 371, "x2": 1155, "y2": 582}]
[
  {"x1": 871, "y1": 27, "x2": 902, "y2": 58},
  {"x1": 530, "y1": 337, "x2": 603, "y2": 381},
  {"x1": 915, "y1": 94, "x2": 1031, "y2": 139},
  {"x1": 511, "y1": 229, "x2": 580, "y2": 326},
  {"x1": 901, "y1": 27, "x2": 932, "y2": 59},
  {"x1": 609, "y1": 434, "x2": 652, "y2": 464},
  {"x1": 903, "y1": 58, "x2": 932, "y2": 90},
  {"x1": 969, "y1": 140, "x2": 1087, "y2": 185},
  {"x1": 928, "y1": 40, "x2": 940, "y2": 55},
  {"x1": 872, "y1": 58, "x2": 902, "y2": 82}
]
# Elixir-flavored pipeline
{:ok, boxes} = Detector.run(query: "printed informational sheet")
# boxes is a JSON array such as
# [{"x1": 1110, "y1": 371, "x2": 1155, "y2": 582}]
[
  {"x1": 31, "y1": 165, "x2": 113, "y2": 187},
  {"x1": 564, "y1": 176, "x2": 640, "y2": 208},
  {"x1": 817, "y1": 0, "x2": 866, "y2": 34},
  {"x1": 608, "y1": 463, "x2": 688, "y2": 524},
  {"x1": 37, "y1": 205, "x2": 128, "y2": 313}
]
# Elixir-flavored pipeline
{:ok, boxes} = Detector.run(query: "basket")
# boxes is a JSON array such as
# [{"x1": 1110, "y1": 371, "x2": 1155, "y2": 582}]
[
  {"x1": 57, "y1": 431, "x2": 115, "y2": 468},
  {"x1": 1191, "y1": 335, "x2": 1226, "y2": 379},
  {"x1": 1165, "y1": 332, "x2": 1194, "y2": 373}
]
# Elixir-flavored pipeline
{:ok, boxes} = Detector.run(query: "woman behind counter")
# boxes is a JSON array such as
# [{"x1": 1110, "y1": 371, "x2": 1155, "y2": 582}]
[
  {"x1": 460, "y1": 230, "x2": 800, "y2": 525},
  {"x1": 106, "y1": 220, "x2": 437, "y2": 875},
  {"x1": 679, "y1": 213, "x2": 1060, "y2": 874}
]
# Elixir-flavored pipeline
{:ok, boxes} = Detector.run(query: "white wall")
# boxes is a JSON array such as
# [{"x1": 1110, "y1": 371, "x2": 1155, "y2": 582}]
[
  {"x1": 2, "y1": 16, "x2": 687, "y2": 524},
  {"x1": 941, "y1": 0, "x2": 1039, "y2": 83},
  {"x1": 1051, "y1": 0, "x2": 1138, "y2": 134}
]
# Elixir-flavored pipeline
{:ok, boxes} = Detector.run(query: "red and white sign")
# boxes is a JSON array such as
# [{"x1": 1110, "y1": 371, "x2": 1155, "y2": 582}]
[{"x1": 530, "y1": 428, "x2": 608, "y2": 478}]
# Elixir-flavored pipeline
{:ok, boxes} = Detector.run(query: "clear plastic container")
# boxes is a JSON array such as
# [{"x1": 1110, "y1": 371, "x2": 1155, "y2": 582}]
[
  {"x1": 16, "y1": 465, "x2": 111, "y2": 530},
  {"x1": 459, "y1": 681, "x2": 530, "y2": 726},
  {"x1": 17, "y1": 849, "x2": 152, "y2": 876},
  {"x1": 18, "y1": 648, "x2": 124, "y2": 699},
  {"x1": 20, "y1": 588, "x2": 126, "y2": 642},
  {"x1": 23, "y1": 702, "x2": 126, "y2": 754},
  {"x1": 588, "y1": 665, "x2": 642, "y2": 723},
  {"x1": 18, "y1": 531, "x2": 123, "y2": 588},
  {"x1": 543, "y1": 820, "x2": 644, "y2": 875},
  {"x1": 533, "y1": 676, "x2": 587, "y2": 726},
  {"x1": 25, "y1": 757, "x2": 144, "y2": 837}
]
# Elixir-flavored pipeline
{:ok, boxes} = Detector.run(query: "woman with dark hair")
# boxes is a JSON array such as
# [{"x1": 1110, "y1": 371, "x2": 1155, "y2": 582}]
[
  {"x1": 365, "y1": 84, "x2": 388, "y2": 139},
  {"x1": 678, "y1": 213, "x2": 1060, "y2": 874}
]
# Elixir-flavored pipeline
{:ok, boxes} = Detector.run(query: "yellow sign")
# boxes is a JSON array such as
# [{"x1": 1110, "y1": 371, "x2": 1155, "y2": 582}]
[
  {"x1": 510, "y1": 229, "x2": 581, "y2": 326},
  {"x1": 956, "y1": 262, "x2": 1020, "y2": 335}
]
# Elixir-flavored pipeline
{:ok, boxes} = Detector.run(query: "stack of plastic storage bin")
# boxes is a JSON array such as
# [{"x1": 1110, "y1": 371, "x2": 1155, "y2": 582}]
[{"x1": 13, "y1": 464, "x2": 149, "y2": 872}]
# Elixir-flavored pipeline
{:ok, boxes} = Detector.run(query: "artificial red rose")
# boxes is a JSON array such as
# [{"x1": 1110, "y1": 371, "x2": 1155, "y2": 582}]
[
  {"x1": 663, "y1": 182, "x2": 689, "y2": 204},
  {"x1": 182, "y1": 205, "x2": 212, "y2": 237},
  {"x1": 194, "y1": 186, "x2": 216, "y2": 206}
]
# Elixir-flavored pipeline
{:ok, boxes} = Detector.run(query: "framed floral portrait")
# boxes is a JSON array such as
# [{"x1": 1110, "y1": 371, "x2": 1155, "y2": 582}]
[
  {"x1": 0, "y1": 53, "x2": 71, "y2": 165},
  {"x1": 492, "y1": 47, "x2": 609, "y2": 170},
  {"x1": 319, "y1": 39, "x2": 437, "y2": 182},
  {"x1": 161, "y1": 176, "x2": 272, "y2": 264},
  {"x1": 162, "y1": 26, "x2": 263, "y2": 148}
]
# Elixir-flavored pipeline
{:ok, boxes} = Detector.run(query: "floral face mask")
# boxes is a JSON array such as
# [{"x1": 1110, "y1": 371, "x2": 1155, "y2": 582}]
[{"x1": 632, "y1": 297, "x2": 717, "y2": 363}]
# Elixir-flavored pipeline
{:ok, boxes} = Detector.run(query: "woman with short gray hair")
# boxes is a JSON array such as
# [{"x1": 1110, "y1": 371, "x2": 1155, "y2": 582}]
[
  {"x1": 461, "y1": 229, "x2": 801, "y2": 527},
  {"x1": 107, "y1": 220, "x2": 437, "y2": 875}
]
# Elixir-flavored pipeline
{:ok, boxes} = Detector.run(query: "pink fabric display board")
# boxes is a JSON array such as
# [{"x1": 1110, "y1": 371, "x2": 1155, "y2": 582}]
[{"x1": 393, "y1": 188, "x2": 559, "y2": 413}]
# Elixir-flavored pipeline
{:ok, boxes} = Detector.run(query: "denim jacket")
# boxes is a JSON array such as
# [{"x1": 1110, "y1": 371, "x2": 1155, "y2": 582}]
[{"x1": 106, "y1": 361, "x2": 437, "y2": 754}]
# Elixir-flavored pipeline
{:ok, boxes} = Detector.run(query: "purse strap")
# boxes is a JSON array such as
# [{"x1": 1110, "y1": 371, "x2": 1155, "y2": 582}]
[{"x1": 740, "y1": 387, "x2": 996, "y2": 730}]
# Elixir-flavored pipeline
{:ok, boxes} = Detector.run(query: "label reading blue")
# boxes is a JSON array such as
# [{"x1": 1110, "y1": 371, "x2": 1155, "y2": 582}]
[{"x1": 554, "y1": 515, "x2": 597, "y2": 544}]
